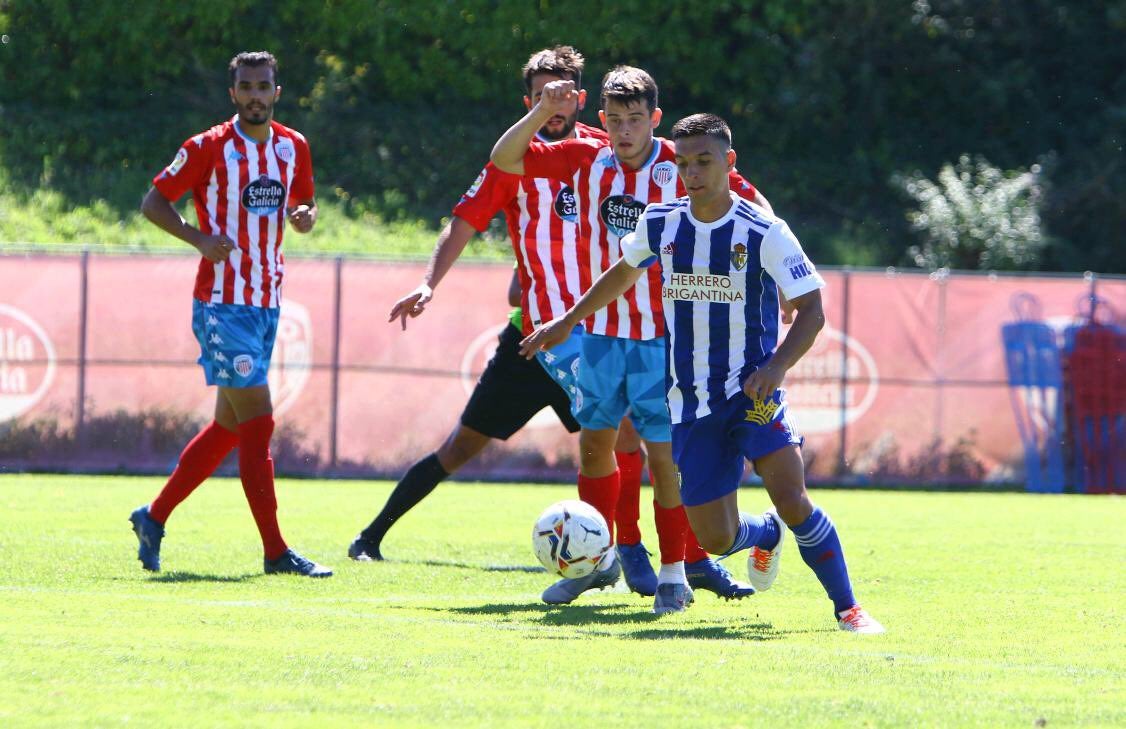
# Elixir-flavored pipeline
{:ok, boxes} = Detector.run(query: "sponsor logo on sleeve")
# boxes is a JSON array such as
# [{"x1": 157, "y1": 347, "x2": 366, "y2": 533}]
[
  {"x1": 274, "y1": 137, "x2": 295, "y2": 163},
  {"x1": 166, "y1": 148, "x2": 189, "y2": 176},
  {"x1": 651, "y1": 161, "x2": 677, "y2": 187},
  {"x1": 241, "y1": 175, "x2": 286, "y2": 216},
  {"x1": 784, "y1": 254, "x2": 813, "y2": 280},
  {"x1": 599, "y1": 194, "x2": 646, "y2": 238},
  {"x1": 553, "y1": 185, "x2": 578, "y2": 222}
]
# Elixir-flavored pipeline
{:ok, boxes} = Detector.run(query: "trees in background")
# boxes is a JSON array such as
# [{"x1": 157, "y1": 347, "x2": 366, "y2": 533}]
[{"x1": 0, "y1": 0, "x2": 1122, "y2": 271}]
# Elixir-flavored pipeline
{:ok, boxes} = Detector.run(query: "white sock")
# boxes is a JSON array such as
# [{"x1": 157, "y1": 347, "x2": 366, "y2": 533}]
[{"x1": 657, "y1": 561, "x2": 687, "y2": 585}]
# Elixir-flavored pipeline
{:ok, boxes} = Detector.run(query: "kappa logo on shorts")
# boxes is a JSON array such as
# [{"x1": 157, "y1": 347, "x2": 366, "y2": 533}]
[
  {"x1": 233, "y1": 355, "x2": 255, "y2": 378},
  {"x1": 213, "y1": 352, "x2": 227, "y2": 362},
  {"x1": 217, "y1": 369, "x2": 231, "y2": 380},
  {"x1": 209, "y1": 333, "x2": 224, "y2": 345}
]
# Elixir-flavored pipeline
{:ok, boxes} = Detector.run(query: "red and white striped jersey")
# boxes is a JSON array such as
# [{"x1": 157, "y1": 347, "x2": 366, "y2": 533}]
[
  {"x1": 152, "y1": 116, "x2": 315, "y2": 308},
  {"x1": 523, "y1": 136, "x2": 759, "y2": 340},
  {"x1": 453, "y1": 123, "x2": 608, "y2": 335}
]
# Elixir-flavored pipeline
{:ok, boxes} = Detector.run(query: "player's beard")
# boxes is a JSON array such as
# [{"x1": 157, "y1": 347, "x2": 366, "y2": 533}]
[
  {"x1": 237, "y1": 101, "x2": 273, "y2": 127},
  {"x1": 538, "y1": 110, "x2": 578, "y2": 141}
]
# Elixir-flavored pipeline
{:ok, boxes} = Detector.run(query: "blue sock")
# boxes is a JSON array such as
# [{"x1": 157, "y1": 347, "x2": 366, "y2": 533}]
[
  {"x1": 721, "y1": 512, "x2": 779, "y2": 556},
  {"x1": 790, "y1": 507, "x2": 856, "y2": 614}
]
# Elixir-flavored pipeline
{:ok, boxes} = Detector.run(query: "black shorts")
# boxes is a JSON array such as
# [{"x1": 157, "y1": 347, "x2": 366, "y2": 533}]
[{"x1": 461, "y1": 323, "x2": 581, "y2": 439}]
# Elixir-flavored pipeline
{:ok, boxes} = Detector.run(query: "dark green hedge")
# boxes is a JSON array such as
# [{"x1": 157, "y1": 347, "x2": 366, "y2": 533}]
[{"x1": 1, "y1": 0, "x2": 1123, "y2": 270}]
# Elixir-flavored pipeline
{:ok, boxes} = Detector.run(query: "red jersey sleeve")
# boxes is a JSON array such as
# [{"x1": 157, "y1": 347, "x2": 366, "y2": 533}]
[
  {"x1": 451, "y1": 163, "x2": 521, "y2": 232},
  {"x1": 728, "y1": 168, "x2": 759, "y2": 202},
  {"x1": 522, "y1": 138, "x2": 600, "y2": 182},
  {"x1": 287, "y1": 132, "x2": 315, "y2": 204},
  {"x1": 152, "y1": 134, "x2": 211, "y2": 202}
]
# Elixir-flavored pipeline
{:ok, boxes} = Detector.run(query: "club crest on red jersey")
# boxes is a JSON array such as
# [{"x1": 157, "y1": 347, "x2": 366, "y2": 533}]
[
  {"x1": 274, "y1": 137, "x2": 295, "y2": 163},
  {"x1": 651, "y1": 161, "x2": 677, "y2": 186}
]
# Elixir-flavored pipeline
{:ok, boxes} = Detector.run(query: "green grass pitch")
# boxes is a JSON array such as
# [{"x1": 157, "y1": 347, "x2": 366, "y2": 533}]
[{"x1": 0, "y1": 474, "x2": 1121, "y2": 728}]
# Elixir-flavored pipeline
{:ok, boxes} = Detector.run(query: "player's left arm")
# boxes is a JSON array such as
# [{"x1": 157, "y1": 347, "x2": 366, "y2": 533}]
[
  {"x1": 286, "y1": 134, "x2": 317, "y2": 233},
  {"x1": 743, "y1": 289, "x2": 823, "y2": 400},
  {"x1": 742, "y1": 220, "x2": 825, "y2": 399}
]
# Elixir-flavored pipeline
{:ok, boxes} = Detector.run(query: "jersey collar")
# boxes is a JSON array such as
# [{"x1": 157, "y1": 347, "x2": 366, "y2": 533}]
[{"x1": 232, "y1": 116, "x2": 273, "y2": 144}]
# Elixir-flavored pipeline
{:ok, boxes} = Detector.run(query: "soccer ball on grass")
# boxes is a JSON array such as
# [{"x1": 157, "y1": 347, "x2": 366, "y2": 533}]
[{"x1": 531, "y1": 500, "x2": 612, "y2": 579}]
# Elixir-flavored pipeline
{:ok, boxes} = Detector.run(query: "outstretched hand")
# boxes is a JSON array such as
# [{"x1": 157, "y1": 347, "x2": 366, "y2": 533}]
[
  {"x1": 519, "y1": 317, "x2": 574, "y2": 359},
  {"x1": 388, "y1": 284, "x2": 434, "y2": 330}
]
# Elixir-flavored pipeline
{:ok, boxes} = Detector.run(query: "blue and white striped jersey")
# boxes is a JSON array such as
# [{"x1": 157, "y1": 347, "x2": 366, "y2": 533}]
[{"x1": 620, "y1": 193, "x2": 825, "y2": 424}]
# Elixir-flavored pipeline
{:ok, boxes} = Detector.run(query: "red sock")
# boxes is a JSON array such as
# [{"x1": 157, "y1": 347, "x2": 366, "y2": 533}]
[
  {"x1": 684, "y1": 526, "x2": 710, "y2": 563},
  {"x1": 578, "y1": 470, "x2": 621, "y2": 544},
  {"x1": 613, "y1": 449, "x2": 644, "y2": 545},
  {"x1": 237, "y1": 414, "x2": 288, "y2": 560},
  {"x1": 149, "y1": 421, "x2": 239, "y2": 524},
  {"x1": 653, "y1": 501, "x2": 689, "y2": 565}
]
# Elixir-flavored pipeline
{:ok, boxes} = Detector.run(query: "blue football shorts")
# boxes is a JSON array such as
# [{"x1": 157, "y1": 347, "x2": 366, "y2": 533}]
[
  {"x1": 191, "y1": 299, "x2": 279, "y2": 388},
  {"x1": 672, "y1": 389, "x2": 803, "y2": 507},
  {"x1": 569, "y1": 332, "x2": 671, "y2": 442}
]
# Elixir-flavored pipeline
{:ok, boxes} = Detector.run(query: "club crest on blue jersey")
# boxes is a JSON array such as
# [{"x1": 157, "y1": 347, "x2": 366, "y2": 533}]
[
  {"x1": 731, "y1": 242, "x2": 748, "y2": 271},
  {"x1": 554, "y1": 185, "x2": 577, "y2": 222},
  {"x1": 600, "y1": 194, "x2": 646, "y2": 238},
  {"x1": 241, "y1": 175, "x2": 285, "y2": 216}
]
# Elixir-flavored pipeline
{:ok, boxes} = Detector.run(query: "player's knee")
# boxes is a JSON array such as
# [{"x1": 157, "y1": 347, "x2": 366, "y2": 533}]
[
  {"x1": 695, "y1": 524, "x2": 737, "y2": 555},
  {"x1": 772, "y1": 490, "x2": 813, "y2": 526}
]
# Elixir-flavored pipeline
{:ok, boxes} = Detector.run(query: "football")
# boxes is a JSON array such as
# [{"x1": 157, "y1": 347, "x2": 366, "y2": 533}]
[{"x1": 531, "y1": 500, "x2": 612, "y2": 579}]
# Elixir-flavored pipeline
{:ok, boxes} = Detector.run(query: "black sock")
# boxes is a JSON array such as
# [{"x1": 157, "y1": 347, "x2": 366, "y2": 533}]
[{"x1": 359, "y1": 453, "x2": 449, "y2": 544}]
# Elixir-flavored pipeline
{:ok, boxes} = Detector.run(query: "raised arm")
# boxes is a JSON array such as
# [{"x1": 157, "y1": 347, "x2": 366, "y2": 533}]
[
  {"x1": 388, "y1": 215, "x2": 479, "y2": 330},
  {"x1": 519, "y1": 256, "x2": 644, "y2": 358},
  {"x1": 490, "y1": 79, "x2": 578, "y2": 175}
]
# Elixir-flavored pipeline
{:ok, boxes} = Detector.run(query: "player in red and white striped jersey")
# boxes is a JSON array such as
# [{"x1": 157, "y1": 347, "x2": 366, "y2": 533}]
[
  {"x1": 128, "y1": 51, "x2": 331, "y2": 578},
  {"x1": 352, "y1": 48, "x2": 678, "y2": 594},
  {"x1": 494, "y1": 67, "x2": 768, "y2": 611}
]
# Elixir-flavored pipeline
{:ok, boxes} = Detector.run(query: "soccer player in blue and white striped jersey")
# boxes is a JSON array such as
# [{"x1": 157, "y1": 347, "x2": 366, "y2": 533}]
[{"x1": 522, "y1": 113, "x2": 884, "y2": 633}]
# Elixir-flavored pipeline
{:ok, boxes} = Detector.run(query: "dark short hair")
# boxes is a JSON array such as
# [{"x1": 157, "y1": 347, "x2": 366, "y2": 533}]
[
  {"x1": 522, "y1": 45, "x2": 584, "y2": 93},
  {"x1": 229, "y1": 51, "x2": 278, "y2": 86},
  {"x1": 600, "y1": 65, "x2": 658, "y2": 112},
  {"x1": 670, "y1": 113, "x2": 732, "y2": 149}
]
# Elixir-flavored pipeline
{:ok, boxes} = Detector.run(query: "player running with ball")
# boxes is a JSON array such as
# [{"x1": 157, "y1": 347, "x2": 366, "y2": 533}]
[{"x1": 521, "y1": 113, "x2": 884, "y2": 633}]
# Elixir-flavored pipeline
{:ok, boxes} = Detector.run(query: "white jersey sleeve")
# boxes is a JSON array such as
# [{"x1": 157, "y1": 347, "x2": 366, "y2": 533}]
[
  {"x1": 620, "y1": 228, "x2": 658, "y2": 269},
  {"x1": 759, "y1": 220, "x2": 826, "y2": 300}
]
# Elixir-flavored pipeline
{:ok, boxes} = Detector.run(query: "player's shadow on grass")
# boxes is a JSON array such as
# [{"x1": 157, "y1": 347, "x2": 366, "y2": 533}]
[
  {"x1": 441, "y1": 603, "x2": 784, "y2": 641},
  {"x1": 148, "y1": 571, "x2": 260, "y2": 583}
]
